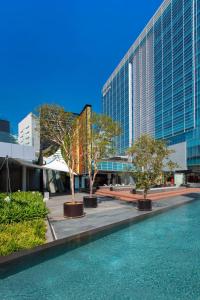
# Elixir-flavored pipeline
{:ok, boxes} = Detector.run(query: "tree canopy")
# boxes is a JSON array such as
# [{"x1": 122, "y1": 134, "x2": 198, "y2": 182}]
[
  {"x1": 39, "y1": 104, "x2": 78, "y2": 200},
  {"x1": 128, "y1": 134, "x2": 177, "y2": 199},
  {"x1": 85, "y1": 112, "x2": 121, "y2": 196}
]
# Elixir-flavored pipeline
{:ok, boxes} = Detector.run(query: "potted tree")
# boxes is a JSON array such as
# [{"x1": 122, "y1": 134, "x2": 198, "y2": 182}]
[
  {"x1": 128, "y1": 134, "x2": 177, "y2": 211},
  {"x1": 83, "y1": 113, "x2": 121, "y2": 208},
  {"x1": 39, "y1": 104, "x2": 84, "y2": 218}
]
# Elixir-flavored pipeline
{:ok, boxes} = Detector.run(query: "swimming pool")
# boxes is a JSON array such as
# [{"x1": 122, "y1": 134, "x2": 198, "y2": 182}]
[{"x1": 1, "y1": 200, "x2": 200, "y2": 300}]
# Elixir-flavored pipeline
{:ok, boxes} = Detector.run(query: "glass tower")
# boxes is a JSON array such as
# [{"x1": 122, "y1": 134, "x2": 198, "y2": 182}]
[{"x1": 102, "y1": 0, "x2": 200, "y2": 171}]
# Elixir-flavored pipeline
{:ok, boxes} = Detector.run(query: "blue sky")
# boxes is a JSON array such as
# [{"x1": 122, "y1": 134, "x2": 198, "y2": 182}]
[{"x1": 0, "y1": 0, "x2": 163, "y2": 133}]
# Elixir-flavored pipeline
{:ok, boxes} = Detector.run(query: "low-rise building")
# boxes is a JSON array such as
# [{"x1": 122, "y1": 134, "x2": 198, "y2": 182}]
[
  {"x1": 18, "y1": 113, "x2": 40, "y2": 158},
  {"x1": 0, "y1": 119, "x2": 39, "y2": 192}
]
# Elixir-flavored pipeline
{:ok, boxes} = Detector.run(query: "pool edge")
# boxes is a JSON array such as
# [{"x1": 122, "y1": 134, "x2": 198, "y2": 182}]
[{"x1": 0, "y1": 195, "x2": 199, "y2": 268}]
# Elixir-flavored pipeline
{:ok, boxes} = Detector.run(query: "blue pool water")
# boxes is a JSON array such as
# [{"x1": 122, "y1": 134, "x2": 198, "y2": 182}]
[{"x1": 1, "y1": 201, "x2": 200, "y2": 300}]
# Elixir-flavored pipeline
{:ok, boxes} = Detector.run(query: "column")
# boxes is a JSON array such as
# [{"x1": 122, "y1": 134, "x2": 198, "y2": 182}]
[{"x1": 22, "y1": 166, "x2": 27, "y2": 191}]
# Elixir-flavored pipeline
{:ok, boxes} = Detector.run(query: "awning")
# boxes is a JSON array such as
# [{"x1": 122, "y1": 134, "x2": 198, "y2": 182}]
[
  {"x1": 43, "y1": 149, "x2": 77, "y2": 174},
  {"x1": 43, "y1": 158, "x2": 76, "y2": 174},
  {"x1": 11, "y1": 158, "x2": 76, "y2": 174},
  {"x1": 12, "y1": 158, "x2": 43, "y2": 169}
]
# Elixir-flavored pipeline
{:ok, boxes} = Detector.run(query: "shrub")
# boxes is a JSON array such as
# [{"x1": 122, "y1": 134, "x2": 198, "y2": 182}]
[
  {"x1": 0, "y1": 219, "x2": 46, "y2": 256},
  {"x1": 0, "y1": 191, "x2": 44, "y2": 202},
  {"x1": 0, "y1": 191, "x2": 48, "y2": 224}
]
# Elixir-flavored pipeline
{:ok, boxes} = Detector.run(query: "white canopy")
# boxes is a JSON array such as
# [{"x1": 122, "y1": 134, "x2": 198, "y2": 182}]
[
  {"x1": 12, "y1": 149, "x2": 77, "y2": 175},
  {"x1": 43, "y1": 158, "x2": 76, "y2": 173},
  {"x1": 43, "y1": 149, "x2": 77, "y2": 174}
]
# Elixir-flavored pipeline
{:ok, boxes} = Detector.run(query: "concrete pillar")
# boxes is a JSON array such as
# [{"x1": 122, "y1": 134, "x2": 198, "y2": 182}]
[
  {"x1": 81, "y1": 176, "x2": 85, "y2": 188},
  {"x1": 75, "y1": 176, "x2": 79, "y2": 191},
  {"x1": 175, "y1": 173, "x2": 185, "y2": 186},
  {"x1": 43, "y1": 169, "x2": 48, "y2": 191},
  {"x1": 107, "y1": 173, "x2": 111, "y2": 185},
  {"x1": 22, "y1": 166, "x2": 27, "y2": 191}
]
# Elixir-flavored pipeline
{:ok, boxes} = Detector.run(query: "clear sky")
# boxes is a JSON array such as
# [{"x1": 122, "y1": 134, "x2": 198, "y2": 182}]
[{"x1": 0, "y1": 0, "x2": 163, "y2": 133}]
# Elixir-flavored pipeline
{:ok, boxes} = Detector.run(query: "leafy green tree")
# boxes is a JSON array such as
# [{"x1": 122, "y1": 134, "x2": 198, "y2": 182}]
[
  {"x1": 164, "y1": 160, "x2": 179, "y2": 185},
  {"x1": 39, "y1": 104, "x2": 78, "y2": 201},
  {"x1": 85, "y1": 113, "x2": 121, "y2": 197},
  {"x1": 128, "y1": 134, "x2": 177, "y2": 199},
  {"x1": 167, "y1": 160, "x2": 179, "y2": 175}
]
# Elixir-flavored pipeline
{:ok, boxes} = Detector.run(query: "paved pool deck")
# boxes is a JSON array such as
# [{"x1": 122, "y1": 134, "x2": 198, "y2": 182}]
[{"x1": 46, "y1": 192, "x2": 200, "y2": 240}]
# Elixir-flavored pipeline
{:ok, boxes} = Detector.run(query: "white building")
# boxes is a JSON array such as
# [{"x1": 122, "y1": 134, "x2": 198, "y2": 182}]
[
  {"x1": 18, "y1": 113, "x2": 40, "y2": 157},
  {"x1": 0, "y1": 117, "x2": 75, "y2": 193},
  {"x1": 0, "y1": 141, "x2": 35, "y2": 161}
]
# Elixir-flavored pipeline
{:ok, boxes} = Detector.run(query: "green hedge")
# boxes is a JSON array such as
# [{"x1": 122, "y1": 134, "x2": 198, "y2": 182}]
[
  {"x1": 0, "y1": 219, "x2": 46, "y2": 256},
  {"x1": 0, "y1": 191, "x2": 48, "y2": 224}
]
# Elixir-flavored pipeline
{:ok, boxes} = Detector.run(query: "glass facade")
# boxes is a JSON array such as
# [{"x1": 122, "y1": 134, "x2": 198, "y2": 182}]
[
  {"x1": 103, "y1": 61, "x2": 129, "y2": 153},
  {"x1": 102, "y1": 0, "x2": 200, "y2": 171},
  {"x1": 97, "y1": 161, "x2": 133, "y2": 172}
]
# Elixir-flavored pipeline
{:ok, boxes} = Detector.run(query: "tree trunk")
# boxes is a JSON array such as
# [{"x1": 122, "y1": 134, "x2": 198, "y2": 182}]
[
  {"x1": 70, "y1": 172, "x2": 75, "y2": 202},
  {"x1": 144, "y1": 189, "x2": 147, "y2": 200},
  {"x1": 89, "y1": 175, "x2": 93, "y2": 198},
  {"x1": 88, "y1": 169, "x2": 93, "y2": 198},
  {"x1": 89, "y1": 169, "x2": 98, "y2": 198}
]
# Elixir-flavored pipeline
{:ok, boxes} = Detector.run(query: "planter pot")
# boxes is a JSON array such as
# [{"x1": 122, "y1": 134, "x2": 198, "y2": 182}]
[
  {"x1": 130, "y1": 188, "x2": 136, "y2": 194},
  {"x1": 83, "y1": 196, "x2": 98, "y2": 208},
  {"x1": 137, "y1": 199, "x2": 152, "y2": 211},
  {"x1": 63, "y1": 202, "x2": 85, "y2": 218}
]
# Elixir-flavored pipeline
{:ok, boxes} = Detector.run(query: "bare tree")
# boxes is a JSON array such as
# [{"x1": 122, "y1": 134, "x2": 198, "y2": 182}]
[{"x1": 39, "y1": 104, "x2": 78, "y2": 201}]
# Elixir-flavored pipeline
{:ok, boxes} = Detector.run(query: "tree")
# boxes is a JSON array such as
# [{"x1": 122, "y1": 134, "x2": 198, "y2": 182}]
[
  {"x1": 167, "y1": 160, "x2": 179, "y2": 176},
  {"x1": 85, "y1": 113, "x2": 121, "y2": 197},
  {"x1": 164, "y1": 160, "x2": 179, "y2": 185},
  {"x1": 39, "y1": 104, "x2": 78, "y2": 202},
  {"x1": 128, "y1": 134, "x2": 177, "y2": 199}
]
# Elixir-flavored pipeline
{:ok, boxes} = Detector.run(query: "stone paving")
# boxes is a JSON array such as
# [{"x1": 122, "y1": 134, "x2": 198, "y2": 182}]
[{"x1": 46, "y1": 192, "x2": 200, "y2": 240}]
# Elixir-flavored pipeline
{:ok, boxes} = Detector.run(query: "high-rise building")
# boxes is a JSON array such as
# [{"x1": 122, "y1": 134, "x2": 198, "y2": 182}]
[
  {"x1": 18, "y1": 113, "x2": 40, "y2": 157},
  {"x1": 0, "y1": 119, "x2": 18, "y2": 144},
  {"x1": 102, "y1": 0, "x2": 200, "y2": 173},
  {"x1": 0, "y1": 119, "x2": 10, "y2": 133}
]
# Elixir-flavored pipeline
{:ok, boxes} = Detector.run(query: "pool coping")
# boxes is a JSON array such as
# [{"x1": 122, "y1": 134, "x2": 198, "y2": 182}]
[{"x1": 0, "y1": 195, "x2": 199, "y2": 268}]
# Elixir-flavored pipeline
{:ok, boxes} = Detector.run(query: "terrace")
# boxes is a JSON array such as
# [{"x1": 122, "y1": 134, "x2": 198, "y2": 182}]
[{"x1": 46, "y1": 189, "x2": 200, "y2": 241}]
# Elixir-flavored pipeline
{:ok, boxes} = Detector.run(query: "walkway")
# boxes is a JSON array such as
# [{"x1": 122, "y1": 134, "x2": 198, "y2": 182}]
[
  {"x1": 46, "y1": 192, "x2": 200, "y2": 240},
  {"x1": 95, "y1": 187, "x2": 200, "y2": 201}
]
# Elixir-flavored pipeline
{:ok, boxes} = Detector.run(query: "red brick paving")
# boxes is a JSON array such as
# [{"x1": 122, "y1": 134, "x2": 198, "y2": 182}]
[{"x1": 95, "y1": 187, "x2": 200, "y2": 202}]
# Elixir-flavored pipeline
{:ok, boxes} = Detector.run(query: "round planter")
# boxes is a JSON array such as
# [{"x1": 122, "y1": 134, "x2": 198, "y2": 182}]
[
  {"x1": 137, "y1": 199, "x2": 152, "y2": 211},
  {"x1": 63, "y1": 202, "x2": 84, "y2": 218},
  {"x1": 83, "y1": 196, "x2": 98, "y2": 208}
]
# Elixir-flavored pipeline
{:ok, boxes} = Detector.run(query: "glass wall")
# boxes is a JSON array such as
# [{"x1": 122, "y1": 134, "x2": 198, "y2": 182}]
[
  {"x1": 102, "y1": 0, "x2": 200, "y2": 170},
  {"x1": 103, "y1": 62, "x2": 129, "y2": 154}
]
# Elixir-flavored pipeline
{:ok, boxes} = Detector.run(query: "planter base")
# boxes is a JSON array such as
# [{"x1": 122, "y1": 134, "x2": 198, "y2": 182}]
[
  {"x1": 83, "y1": 196, "x2": 98, "y2": 208},
  {"x1": 63, "y1": 202, "x2": 85, "y2": 218},
  {"x1": 64, "y1": 213, "x2": 85, "y2": 219},
  {"x1": 137, "y1": 199, "x2": 152, "y2": 211}
]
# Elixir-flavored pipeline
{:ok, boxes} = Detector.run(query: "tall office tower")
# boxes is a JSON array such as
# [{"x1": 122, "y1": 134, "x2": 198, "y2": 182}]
[
  {"x1": 0, "y1": 119, "x2": 18, "y2": 144},
  {"x1": 102, "y1": 0, "x2": 200, "y2": 172},
  {"x1": 0, "y1": 119, "x2": 10, "y2": 133},
  {"x1": 18, "y1": 113, "x2": 40, "y2": 157}
]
